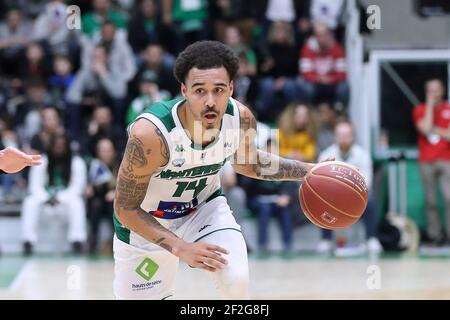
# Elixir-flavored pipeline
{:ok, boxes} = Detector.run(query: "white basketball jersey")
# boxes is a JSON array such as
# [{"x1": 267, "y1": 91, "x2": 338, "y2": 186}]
[{"x1": 114, "y1": 97, "x2": 241, "y2": 244}]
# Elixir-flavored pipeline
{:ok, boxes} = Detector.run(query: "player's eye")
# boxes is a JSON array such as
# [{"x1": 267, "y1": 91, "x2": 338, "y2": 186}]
[
  {"x1": 215, "y1": 87, "x2": 224, "y2": 93},
  {"x1": 195, "y1": 88, "x2": 204, "y2": 94}
]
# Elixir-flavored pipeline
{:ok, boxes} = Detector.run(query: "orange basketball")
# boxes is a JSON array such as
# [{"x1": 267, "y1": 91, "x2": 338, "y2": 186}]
[{"x1": 299, "y1": 161, "x2": 368, "y2": 230}]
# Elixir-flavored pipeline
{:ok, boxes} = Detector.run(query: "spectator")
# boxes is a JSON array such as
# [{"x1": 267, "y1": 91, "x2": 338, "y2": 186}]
[
  {"x1": 132, "y1": 43, "x2": 178, "y2": 98},
  {"x1": 209, "y1": 0, "x2": 256, "y2": 45},
  {"x1": 298, "y1": 23, "x2": 349, "y2": 108},
  {"x1": 277, "y1": 103, "x2": 316, "y2": 162},
  {"x1": 310, "y1": 0, "x2": 344, "y2": 31},
  {"x1": 0, "y1": 77, "x2": 26, "y2": 115},
  {"x1": 48, "y1": 54, "x2": 75, "y2": 110},
  {"x1": 128, "y1": 0, "x2": 175, "y2": 54},
  {"x1": 4, "y1": 0, "x2": 48, "y2": 20},
  {"x1": 19, "y1": 42, "x2": 52, "y2": 81},
  {"x1": 126, "y1": 70, "x2": 171, "y2": 125},
  {"x1": 83, "y1": 105, "x2": 127, "y2": 157},
  {"x1": 32, "y1": 0, "x2": 80, "y2": 56},
  {"x1": 316, "y1": 121, "x2": 382, "y2": 255},
  {"x1": 241, "y1": 138, "x2": 294, "y2": 256},
  {"x1": 413, "y1": 79, "x2": 450, "y2": 246},
  {"x1": 21, "y1": 133, "x2": 87, "y2": 255},
  {"x1": 66, "y1": 44, "x2": 129, "y2": 138},
  {"x1": 161, "y1": 0, "x2": 209, "y2": 54},
  {"x1": 224, "y1": 25, "x2": 257, "y2": 76},
  {"x1": 81, "y1": 20, "x2": 136, "y2": 83},
  {"x1": 262, "y1": 0, "x2": 312, "y2": 46},
  {"x1": 223, "y1": 26, "x2": 258, "y2": 106},
  {"x1": 256, "y1": 21, "x2": 299, "y2": 120},
  {"x1": 81, "y1": 0, "x2": 127, "y2": 40},
  {"x1": 14, "y1": 79, "x2": 51, "y2": 145},
  {"x1": 315, "y1": 101, "x2": 339, "y2": 153},
  {"x1": 30, "y1": 107, "x2": 65, "y2": 153},
  {"x1": 86, "y1": 138, "x2": 119, "y2": 254},
  {"x1": 0, "y1": 9, "x2": 31, "y2": 76},
  {"x1": 264, "y1": 0, "x2": 297, "y2": 24}
]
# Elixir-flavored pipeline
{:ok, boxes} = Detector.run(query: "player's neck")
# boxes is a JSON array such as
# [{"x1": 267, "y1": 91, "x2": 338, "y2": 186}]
[{"x1": 179, "y1": 101, "x2": 221, "y2": 147}]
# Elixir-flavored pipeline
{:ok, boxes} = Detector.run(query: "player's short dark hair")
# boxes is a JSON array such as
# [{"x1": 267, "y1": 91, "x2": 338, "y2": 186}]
[{"x1": 174, "y1": 40, "x2": 239, "y2": 84}]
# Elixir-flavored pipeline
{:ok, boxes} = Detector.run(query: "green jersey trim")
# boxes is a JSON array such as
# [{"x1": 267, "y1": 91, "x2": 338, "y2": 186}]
[
  {"x1": 225, "y1": 99, "x2": 234, "y2": 116},
  {"x1": 113, "y1": 214, "x2": 130, "y2": 244},
  {"x1": 143, "y1": 98, "x2": 183, "y2": 132},
  {"x1": 205, "y1": 188, "x2": 225, "y2": 203}
]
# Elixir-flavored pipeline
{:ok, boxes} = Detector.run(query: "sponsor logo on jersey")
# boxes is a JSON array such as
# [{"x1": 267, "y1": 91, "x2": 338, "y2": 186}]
[
  {"x1": 172, "y1": 158, "x2": 185, "y2": 167},
  {"x1": 131, "y1": 280, "x2": 162, "y2": 291},
  {"x1": 135, "y1": 257, "x2": 159, "y2": 281},
  {"x1": 133, "y1": 258, "x2": 162, "y2": 291},
  {"x1": 156, "y1": 160, "x2": 226, "y2": 180},
  {"x1": 151, "y1": 198, "x2": 199, "y2": 219},
  {"x1": 175, "y1": 144, "x2": 185, "y2": 152}
]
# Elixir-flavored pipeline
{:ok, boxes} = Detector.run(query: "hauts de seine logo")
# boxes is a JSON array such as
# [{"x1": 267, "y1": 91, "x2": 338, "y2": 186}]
[{"x1": 133, "y1": 257, "x2": 161, "y2": 290}]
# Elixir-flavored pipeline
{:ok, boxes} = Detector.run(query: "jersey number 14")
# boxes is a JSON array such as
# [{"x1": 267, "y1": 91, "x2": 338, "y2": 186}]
[{"x1": 173, "y1": 178, "x2": 208, "y2": 198}]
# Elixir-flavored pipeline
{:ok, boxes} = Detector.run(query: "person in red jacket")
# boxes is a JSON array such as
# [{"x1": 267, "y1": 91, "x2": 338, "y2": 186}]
[
  {"x1": 298, "y1": 23, "x2": 349, "y2": 109},
  {"x1": 413, "y1": 78, "x2": 450, "y2": 246}
]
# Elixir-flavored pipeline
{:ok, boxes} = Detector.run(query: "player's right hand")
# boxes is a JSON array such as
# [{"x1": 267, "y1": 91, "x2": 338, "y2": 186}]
[{"x1": 176, "y1": 242, "x2": 229, "y2": 272}]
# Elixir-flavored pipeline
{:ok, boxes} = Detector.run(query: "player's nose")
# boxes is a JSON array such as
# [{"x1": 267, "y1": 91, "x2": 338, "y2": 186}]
[{"x1": 204, "y1": 92, "x2": 216, "y2": 108}]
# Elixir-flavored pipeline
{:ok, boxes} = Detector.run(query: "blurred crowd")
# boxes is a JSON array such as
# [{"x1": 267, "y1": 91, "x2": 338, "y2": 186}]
[{"x1": 0, "y1": 0, "x2": 382, "y2": 256}]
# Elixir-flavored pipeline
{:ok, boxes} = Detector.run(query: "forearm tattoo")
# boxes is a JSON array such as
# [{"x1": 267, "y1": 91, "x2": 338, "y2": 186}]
[
  {"x1": 136, "y1": 212, "x2": 174, "y2": 253},
  {"x1": 115, "y1": 175, "x2": 148, "y2": 210},
  {"x1": 236, "y1": 106, "x2": 310, "y2": 181},
  {"x1": 254, "y1": 150, "x2": 309, "y2": 180},
  {"x1": 114, "y1": 133, "x2": 175, "y2": 253}
]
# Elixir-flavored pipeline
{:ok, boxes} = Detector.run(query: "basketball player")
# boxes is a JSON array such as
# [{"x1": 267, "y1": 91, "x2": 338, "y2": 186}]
[
  {"x1": 0, "y1": 147, "x2": 42, "y2": 173},
  {"x1": 113, "y1": 41, "x2": 327, "y2": 299}
]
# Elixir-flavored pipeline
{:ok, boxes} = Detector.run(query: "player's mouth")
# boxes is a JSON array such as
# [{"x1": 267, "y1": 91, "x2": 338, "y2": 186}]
[{"x1": 204, "y1": 113, "x2": 218, "y2": 124}]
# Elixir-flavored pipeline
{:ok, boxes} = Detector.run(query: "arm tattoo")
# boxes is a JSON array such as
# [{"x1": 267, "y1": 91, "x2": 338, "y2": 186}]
[
  {"x1": 136, "y1": 213, "x2": 174, "y2": 253},
  {"x1": 154, "y1": 237, "x2": 173, "y2": 252},
  {"x1": 114, "y1": 126, "x2": 178, "y2": 254},
  {"x1": 233, "y1": 106, "x2": 258, "y2": 167},
  {"x1": 155, "y1": 127, "x2": 169, "y2": 163},
  {"x1": 239, "y1": 108, "x2": 257, "y2": 132},
  {"x1": 254, "y1": 150, "x2": 309, "y2": 180},
  {"x1": 115, "y1": 174, "x2": 148, "y2": 210},
  {"x1": 115, "y1": 136, "x2": 150, "y2": 210},
  {"x1": 125, "y1": 136, "x2": 148, "y2": 172},
  {"x1": 235, "y1": 106, "x2": 310, "y2": 181}
]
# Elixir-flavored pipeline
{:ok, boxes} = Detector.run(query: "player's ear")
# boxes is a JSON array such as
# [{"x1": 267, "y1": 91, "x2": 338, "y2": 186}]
[
  {"x1": 229, "y1": 80, "x2": 234, "y2": 96},
  {"x1": 181, "y1": 82, "x2": 187, "y2": 98}
]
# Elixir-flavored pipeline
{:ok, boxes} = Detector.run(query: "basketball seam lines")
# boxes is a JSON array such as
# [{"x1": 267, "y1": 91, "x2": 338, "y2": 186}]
[
  {"x1": 300, "y1": 187, "x2": 334, "y2": 229},
  {"x1": 304, "y1": 179, "x2": 360, "y2": 218},
  {"x1": 309, "y1": 172, "x2": 367, "y2": 203}
]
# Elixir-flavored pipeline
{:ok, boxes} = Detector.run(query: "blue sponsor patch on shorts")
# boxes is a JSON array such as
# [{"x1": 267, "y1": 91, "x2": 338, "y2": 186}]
[{"x1": 151, "y1": 198, "x2": 198, "y2": 219}]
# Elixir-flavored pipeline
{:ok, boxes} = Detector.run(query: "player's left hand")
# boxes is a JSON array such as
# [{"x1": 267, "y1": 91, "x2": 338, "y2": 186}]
[
  {"x1": 0, "y1": 147, "x2": 42, "y2": 173},
  {"x1": 303, "y1": 157, "x2": 335, "y2": 178}
]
